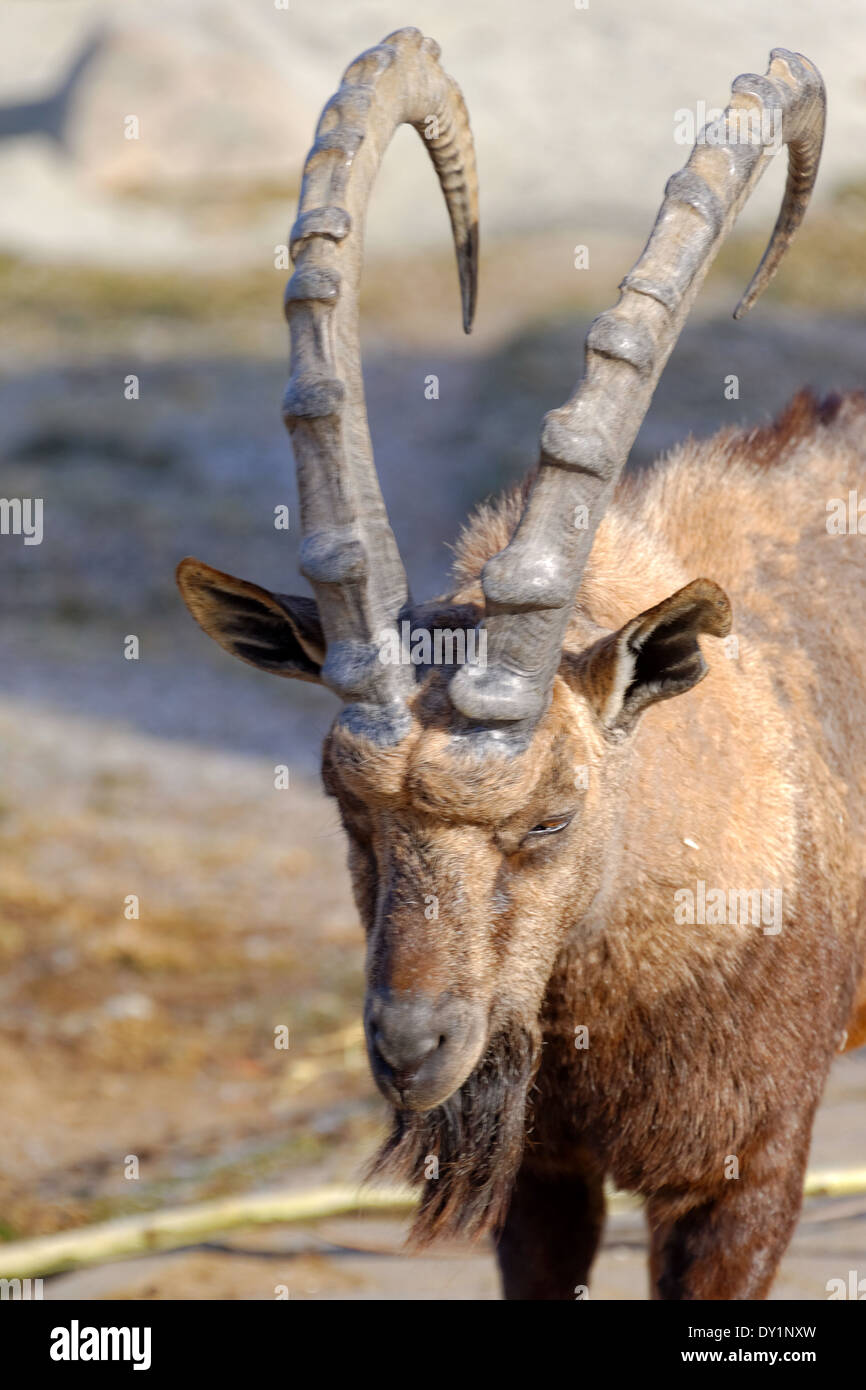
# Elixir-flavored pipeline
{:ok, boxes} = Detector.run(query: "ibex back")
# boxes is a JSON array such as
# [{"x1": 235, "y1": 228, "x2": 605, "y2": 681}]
[{"x1": 177, "y1": 30, "x2": 866, "y2": 1299}]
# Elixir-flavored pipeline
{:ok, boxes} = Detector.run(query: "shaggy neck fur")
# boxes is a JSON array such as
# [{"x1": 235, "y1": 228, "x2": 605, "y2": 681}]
[{"x1": 368, "y1": 1024, "x2": 541, "y2": 1244}]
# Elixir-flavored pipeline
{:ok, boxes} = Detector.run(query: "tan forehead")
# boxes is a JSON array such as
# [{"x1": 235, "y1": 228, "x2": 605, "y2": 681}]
[{"x1": 325, "y1": 681, "x2": 593, "y2": 823}]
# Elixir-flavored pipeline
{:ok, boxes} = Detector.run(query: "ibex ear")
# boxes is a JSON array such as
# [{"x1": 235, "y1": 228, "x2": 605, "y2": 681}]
[
  {"x1": 176, "y1": 557, "x2": 325, "y2": 683},
  {"x1": 576, "y1": 578, "x2": 732, "y2": 735}
]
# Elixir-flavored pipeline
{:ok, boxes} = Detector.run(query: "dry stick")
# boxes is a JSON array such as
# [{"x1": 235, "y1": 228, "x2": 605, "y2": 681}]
[
  {"x1": 2, "y1": 1169, "x2": 866, "y2": 1280},
  {"x1": 0, "y1": 1185, "x2": 414, "y2": 1280}
]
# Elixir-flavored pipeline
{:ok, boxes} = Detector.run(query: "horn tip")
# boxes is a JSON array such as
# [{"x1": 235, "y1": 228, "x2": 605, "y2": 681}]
[
  {"x1": 733, "y1": 281, "x2": 762, "y2": 319},
  {"x1": 459, "y1": 221, "x2": 479, "y2": 334}
]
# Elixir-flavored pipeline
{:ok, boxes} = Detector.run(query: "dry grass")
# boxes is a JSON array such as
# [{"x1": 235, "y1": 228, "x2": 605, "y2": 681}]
[
  {"x1": 3, "y1": 177, "x2": 860, "y2": 364},
  {"x1": 0, "y1": 700, "x2": 380, "y2": 1240}
]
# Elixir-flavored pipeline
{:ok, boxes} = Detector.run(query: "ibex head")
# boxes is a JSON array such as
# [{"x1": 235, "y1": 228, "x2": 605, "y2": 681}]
[{"x1": 177, "y1": 30, "x2": 824, "y2": 1238}]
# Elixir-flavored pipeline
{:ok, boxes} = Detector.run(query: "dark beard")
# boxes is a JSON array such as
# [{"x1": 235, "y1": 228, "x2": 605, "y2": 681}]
[{"x1": 366, "y1": 1024, "x2": 541, "y2": 1246}]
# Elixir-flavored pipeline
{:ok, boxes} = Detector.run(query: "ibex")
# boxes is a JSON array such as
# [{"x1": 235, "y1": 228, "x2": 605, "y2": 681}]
[{"x1": 177, "y1": 30, "x2": 866, "y2": 1299}]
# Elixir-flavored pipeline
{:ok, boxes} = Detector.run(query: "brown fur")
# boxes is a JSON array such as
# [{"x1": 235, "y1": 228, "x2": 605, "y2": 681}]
[
  {"x1": 180, "y1": 388, "x2": 866, "y2": 1299},
  {"x1": 366, "y1": 1023, "x2": 540, "y2": 1243},
  {"x1": 328, "y1": 389, "x2": 866, "y2": 1283}
]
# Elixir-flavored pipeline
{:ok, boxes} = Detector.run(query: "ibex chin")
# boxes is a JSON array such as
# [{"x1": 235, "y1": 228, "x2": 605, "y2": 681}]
[{"x1": 177, "y1": 30, "x2": 866, "y2": 1299}]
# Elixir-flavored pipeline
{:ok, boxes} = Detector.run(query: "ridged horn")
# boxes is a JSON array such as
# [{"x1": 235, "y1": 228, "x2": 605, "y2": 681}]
[
  {"x1": 449, "y1": 47, "x2": 824, "y2": 738},
  {"x1": 283, "y1": 27, "x2": 478, "y2": 743}
]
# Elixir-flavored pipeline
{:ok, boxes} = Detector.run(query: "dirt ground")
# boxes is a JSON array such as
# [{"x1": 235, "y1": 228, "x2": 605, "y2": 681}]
[{"x1": 40, "y1": 1175, "x2": 866, "y2": 1302}]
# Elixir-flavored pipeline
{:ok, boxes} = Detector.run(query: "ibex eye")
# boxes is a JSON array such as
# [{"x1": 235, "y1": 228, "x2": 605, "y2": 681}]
[{"x1": 527, "y1": 815, "x2": 572, "y2": 837}]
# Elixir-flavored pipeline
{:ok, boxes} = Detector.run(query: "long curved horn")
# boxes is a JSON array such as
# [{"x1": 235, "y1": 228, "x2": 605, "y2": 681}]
[
  {"x1": 284, "y1": 27, "x2": 478, "y2": 742},
  {"x1": 450, "y1": 47, "x2": 824, "y2": 738}
]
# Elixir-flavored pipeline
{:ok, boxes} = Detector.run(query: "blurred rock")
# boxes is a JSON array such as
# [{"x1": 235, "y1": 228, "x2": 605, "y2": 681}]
[{"x1": 1, "y1": 0, "x2": 865, "y2": 269}]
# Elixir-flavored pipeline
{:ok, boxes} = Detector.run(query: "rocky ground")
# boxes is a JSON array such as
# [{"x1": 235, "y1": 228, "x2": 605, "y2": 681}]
[{"x1": 4, "y1": 0, "x2": 866, "y2": 270}]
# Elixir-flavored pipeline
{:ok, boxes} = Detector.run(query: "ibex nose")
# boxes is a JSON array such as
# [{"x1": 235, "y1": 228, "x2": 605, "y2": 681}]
[
  {"x1": 369, "y1": 993, "x2": 441, "y2": 1072},
  {"x1": 365, "y1": 990, "x2": 486, "y2": 1111}
]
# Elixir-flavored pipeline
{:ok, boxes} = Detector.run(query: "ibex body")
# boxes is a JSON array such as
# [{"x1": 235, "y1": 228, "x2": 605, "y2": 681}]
[{"x1": 177, "y1": 30, "x2": 866, "y2": 1298}]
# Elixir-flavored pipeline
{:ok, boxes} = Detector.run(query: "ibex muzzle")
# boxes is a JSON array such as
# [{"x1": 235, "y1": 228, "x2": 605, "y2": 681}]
[
  {"x1": 365, "y1": 989, "x2": 486, "y2": 1111},
  {"x1": 177, "y1": 31, "x2": 866, "y2": 1300}
]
